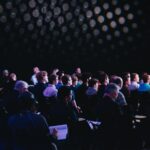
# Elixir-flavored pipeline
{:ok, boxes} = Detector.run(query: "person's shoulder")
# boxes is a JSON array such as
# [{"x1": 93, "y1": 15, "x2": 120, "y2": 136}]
[
  {"x1": 118, "y1": 91, "x2": 125, "y2": 98},
  {"x1": 8, "y1": 113, "x2": 21, "y2": 126},
  {"x1": 30, "y1": 112, "x2": 48, "y2": 123},
  {"x1": 30, "y1": 112, "x2": 43, "y2": 118}
]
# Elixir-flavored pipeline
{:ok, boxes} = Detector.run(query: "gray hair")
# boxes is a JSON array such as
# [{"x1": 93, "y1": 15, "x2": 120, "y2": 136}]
[
  {"x1": 105, "y1": 83, "x2": 119, "y2": 94},
  {"x1": 111, "y1": 76, "x2": 123, "y2": 89},
  {"x1": 14, "y1": 80, "x2": 29, "y2": 91}
]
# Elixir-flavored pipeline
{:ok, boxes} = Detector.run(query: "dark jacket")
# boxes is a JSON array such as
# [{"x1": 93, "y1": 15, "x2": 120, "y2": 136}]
[{"x1": 8, "y1": 111, "x2": 52, "y2": 150}]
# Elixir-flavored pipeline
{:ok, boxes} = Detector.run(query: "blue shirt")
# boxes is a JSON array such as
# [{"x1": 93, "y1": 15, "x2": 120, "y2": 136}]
[{"x1": 138, "y1": 83, "x2": 150, "y2": 92}]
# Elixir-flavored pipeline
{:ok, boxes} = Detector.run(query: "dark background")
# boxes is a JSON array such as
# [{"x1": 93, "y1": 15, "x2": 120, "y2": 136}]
[{"x1": 0, "y1": 0, "x2": 150, "y2": 78}]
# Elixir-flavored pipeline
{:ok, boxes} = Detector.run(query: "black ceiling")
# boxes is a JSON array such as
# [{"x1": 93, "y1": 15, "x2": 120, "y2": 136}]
[{"x1": 0, "y1": 0, "x2": 149, "y2": 73}]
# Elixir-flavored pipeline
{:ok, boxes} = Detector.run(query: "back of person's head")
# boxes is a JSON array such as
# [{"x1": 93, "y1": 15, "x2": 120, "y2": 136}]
[
  {"x1": 97, "y1": 71, "x2": 109, "y2": 85},
  {"x1": 2, "y1": 69, "x2": 9, "y2": 77},
  {"x1": 61, "y1": 74, "x2": 72, "y2": 85},
  {"x1": 81, "y1": 72, "x2": 91, "y2": 83},
  {"x1": 122, "y1": 72, "x2": 131, "y2": 79},
  {"x1": 105, "y1": 83, "x2": 119, "y2": 94},
  {"x1": 109, "y1": 75, "x2": 116, "y2": 83},
  {"x1": 131, "y1": 73, "x2": 139, "y2": 82},
  {"x1": 122, "y1": 75, "x2": 131, "y2": 86},
  {"x1": 142, "y1": 73, "x2": 150, "y2": 83},
  {"x1": 18, "y1": 91, "x2": 38, "y2": 112},
  {"x1": 72, "y1": 75, "x2": 78, "y2": 83},
  {"x1": 88, "y1": 78, "x2": 99, "y2": 87},
  {"x1": 58, "y1": 86, "x2": 71, "y2": 102},
  {"x1": 49, "y1": 74, "x2": 58, "y2": 84},
  {"x1": 56, "y1": 70, "x2": 65, "y2": 80},
  {"x1": 14, "y1": 80, "x2": 29, "y2": 92},
  {"x1": 111, "y1": 76, "x2": 123, "y2": 89},
  {"x1": 51, "y1": 68, "x2": 59, "y2": 75},
  {"x1": 75, "y1": 73, "x2": 82, "y2": 81}
]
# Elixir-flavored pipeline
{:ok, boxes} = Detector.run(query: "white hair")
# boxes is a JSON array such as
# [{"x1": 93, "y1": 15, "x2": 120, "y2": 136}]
[
  {"x1": 14, "y1": 80, "x2": 29, "y2": 91},
  {"x1": 105, "y1": 83, "x2": 119, "y2": 94}
]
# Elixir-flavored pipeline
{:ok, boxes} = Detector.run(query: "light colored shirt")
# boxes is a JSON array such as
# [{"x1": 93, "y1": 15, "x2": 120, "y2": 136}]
[
  {"x1": 43, "y1": 84, "x2": 58, "y2": 97},
  {"x1": 31, "y1": 74, "x2": 38, "y2": 85},
  {"x1": 128, "y1": 81, "x2": 140, "y2": 91}
]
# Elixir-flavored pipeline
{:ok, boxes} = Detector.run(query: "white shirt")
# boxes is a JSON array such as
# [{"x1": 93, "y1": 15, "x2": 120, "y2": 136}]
[{"x1": 31, "y1": 74, "x2": 38, "y2": 85}]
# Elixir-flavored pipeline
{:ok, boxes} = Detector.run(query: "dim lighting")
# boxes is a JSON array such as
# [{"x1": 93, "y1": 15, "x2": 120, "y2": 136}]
[{"x1": 97, "y1": 15, "x2": 105, "y2": 23}]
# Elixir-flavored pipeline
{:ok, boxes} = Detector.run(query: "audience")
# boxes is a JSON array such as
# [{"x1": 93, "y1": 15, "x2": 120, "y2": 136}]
[{"x1": 0, "y1": 67, "x2": 150, "y2": 150}]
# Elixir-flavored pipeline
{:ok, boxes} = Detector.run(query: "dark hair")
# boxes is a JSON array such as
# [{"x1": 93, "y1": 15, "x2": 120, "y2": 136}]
[
  {"x1": 49, "y1": 74, "x2": 57, "y2": 84},
  {"x1": 142, "y1": 73, "x2": 149, "y2": 83},
  {"x1": 72, "y1": 75, "x2": 78, "y2": 82},
  {"x1": 105, "y1": 83, "x2": 119, "y2": 94},
  {"x1": 111, "y1": 76, "x2": 122, "y2": 86},
  {"x1": 88, "y1": 78, "x2": 98, "y2": 87},
  {"x1": 18, "y1": 91, "x2": 38, "y2": 111},
  {"x1": 122, "y1": 72, "x2": 130, "y2": 78},
  {"x1": 96, "y1": 71, "x2": 108, "y2": 84},
  {"x1": 36, "y1": 71, "x2": 48, "y2": 82},
  {"x1": 58, "y1": 86, "x2": 71, "y2": 101},
  {"x1": 131, "y1": 73, "x2": 138, "y2": 81},
  {"x1": 122, "y1": 75, "x2": 130, "y2": 85},
  {"x1": 56, "y1": 70, "x2": 65, "y2": 80},
  {"x1": 61, "y1": 74, "x2": 71, "y2": 85}
]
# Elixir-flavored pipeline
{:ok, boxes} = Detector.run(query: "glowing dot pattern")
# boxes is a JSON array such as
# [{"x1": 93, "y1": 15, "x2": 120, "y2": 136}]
[{"x1": 0, "y1": 0, "x2": 146, "y2": 66}]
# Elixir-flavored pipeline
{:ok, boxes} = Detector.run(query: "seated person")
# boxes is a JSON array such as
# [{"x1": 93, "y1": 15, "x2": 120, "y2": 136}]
[
  {"x1": 85, "y1": 78, "x2": 99, "y2": 119},
  {"x1": 7, "y1": 91, "x2": 57, "y2": 150},
  {"x1": 43, "y1": 74, "x2": 58, "y2": 100},
  {"x1": 50, "y1": 86, "x2": 79, "y2": 125},
  {"x1": 138, "y1": 73, "x2": 150, "y2": 92},
  {"x1": 96, "y1": 83, "x2": 122, "y2": 150}
]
